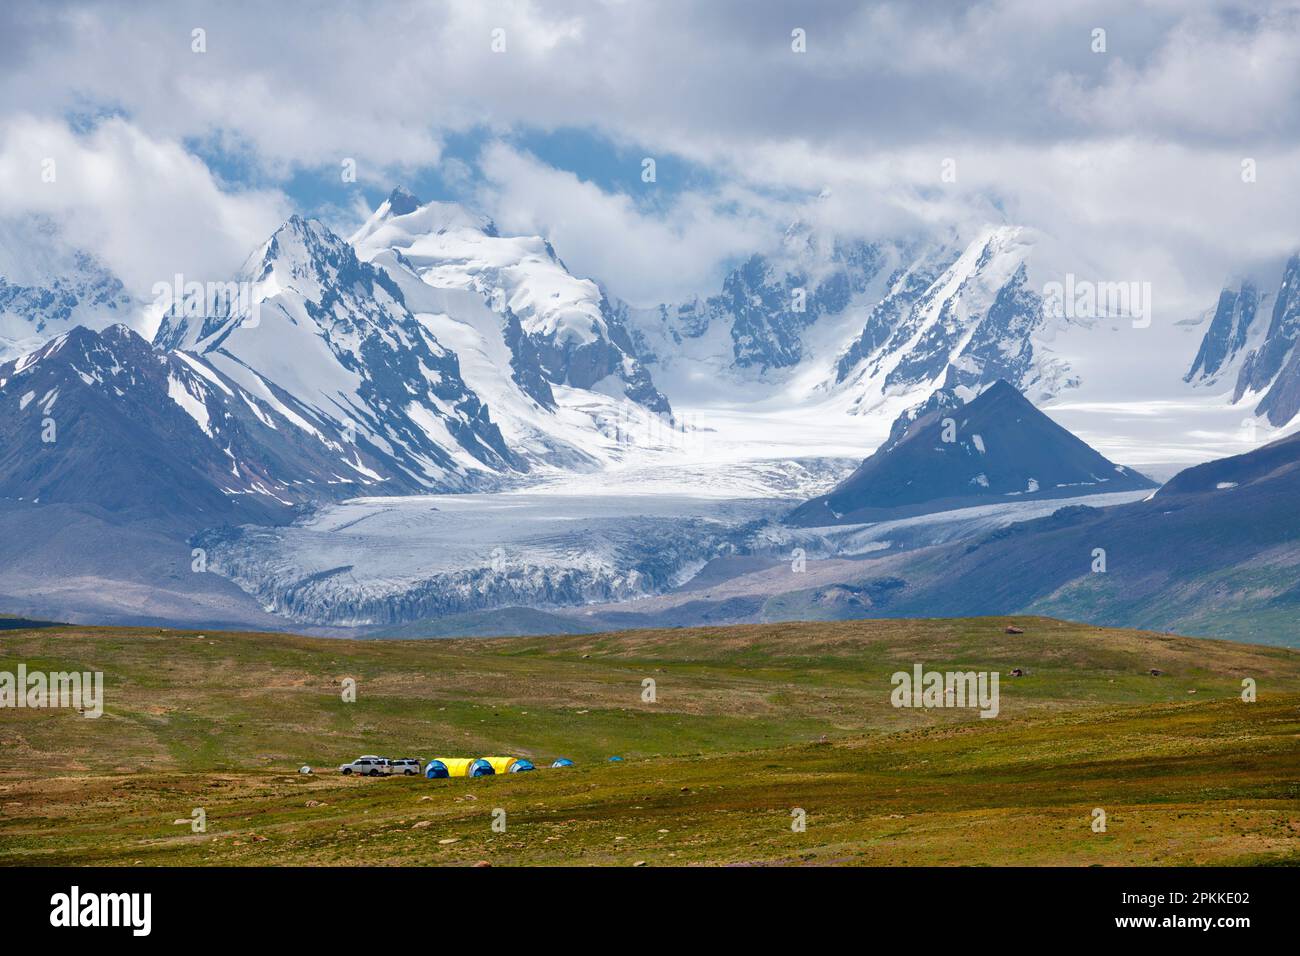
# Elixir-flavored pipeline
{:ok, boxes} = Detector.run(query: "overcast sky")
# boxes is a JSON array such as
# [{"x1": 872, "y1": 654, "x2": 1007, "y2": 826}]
[{"x1": 1, "y1": 0, "x2": 1298, "y2": 313}]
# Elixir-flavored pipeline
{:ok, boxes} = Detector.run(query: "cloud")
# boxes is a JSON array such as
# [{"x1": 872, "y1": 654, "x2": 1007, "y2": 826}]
[
  {"x1": 5, "y1": 1, "x2": 1294, "y2": 167},
  {"x1": 1050, "y1": 6, "x2": 1300, "y2": 139},
  {"x1": 473, "y1": 142, "x2": 786, "y2": 305},
  {"x1": 0, "y1": 114, "x2": 290, "y2": 306},
  {"x1": 0, "y1": 0, "x2": 1297, "y2": 315}
]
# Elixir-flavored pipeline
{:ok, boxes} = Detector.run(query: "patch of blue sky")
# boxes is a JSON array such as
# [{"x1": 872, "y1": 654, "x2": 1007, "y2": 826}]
[{"x1": 183, "y1": 122, "x2": 730, "y2": 218}]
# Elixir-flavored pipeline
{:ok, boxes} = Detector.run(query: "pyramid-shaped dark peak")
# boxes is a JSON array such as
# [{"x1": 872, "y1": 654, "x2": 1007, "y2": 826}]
[
  {"x1": 980, "y1": 379, "x2": 1020, "y2": 399},
  {"x1": 948, "y1": 378, "x2": 1036, "y2": 419},
  {"x1": 786, "y1": 381, "x2": 1157, "y2": 526},
  {"x1": 386, "y1": 186, "x2": 423, "y2": 216}
]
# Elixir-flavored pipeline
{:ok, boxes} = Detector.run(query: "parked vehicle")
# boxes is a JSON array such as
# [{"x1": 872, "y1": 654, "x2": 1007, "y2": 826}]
[
  {"x1": 339, "y1": 755, "x2": 391, "y2": 777},
  {"x1": 389, "y1": 758, "x2": 421, "y2": 776}
]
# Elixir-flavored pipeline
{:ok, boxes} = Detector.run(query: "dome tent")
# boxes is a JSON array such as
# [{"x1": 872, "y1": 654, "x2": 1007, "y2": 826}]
[
  {"x1": 510, "y1": 759, "x2": 535, "y2": 772},
  {"x1": 482, "y1": 756, "x2": 518, "y2": 775},
  {"x1": 551, "y1": 758, "x2": 574, "y2": 768},
  {"x1": 423, "y1": 759, "x2": 493, "y2": 775},
  {"x1": 429, "y1": 757, "x2": 494, "y2": 778}
]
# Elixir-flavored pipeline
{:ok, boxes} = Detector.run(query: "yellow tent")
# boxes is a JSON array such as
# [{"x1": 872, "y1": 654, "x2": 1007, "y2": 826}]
[
  {"x1": 433, "y1": 757, "x2": 479, "y2": 778},
  {"x1": 482, "y1": 756, "x2": 517, "y2": 775}
]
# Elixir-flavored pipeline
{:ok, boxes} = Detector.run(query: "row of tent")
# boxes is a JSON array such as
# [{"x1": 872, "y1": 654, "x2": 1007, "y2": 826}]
[{"x1": 425, "y1": 756, "x2": 576, "y2": 778}]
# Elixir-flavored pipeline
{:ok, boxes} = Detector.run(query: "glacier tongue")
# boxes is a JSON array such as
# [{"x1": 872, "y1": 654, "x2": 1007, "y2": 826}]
[{"x1": 196, "y1": 490, "x2": 793, "y2": 626}]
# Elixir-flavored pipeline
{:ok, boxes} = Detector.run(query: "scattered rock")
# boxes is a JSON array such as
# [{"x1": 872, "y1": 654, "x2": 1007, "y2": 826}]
[
  {"x1": 1010, "y1": 668, "x2": 1024, "y2": 677},
  {"x1": 306, "y1": 800, "x2": 324, "y2": 808},
  {"x1": 438, "y1": 837, "x2": 459, "y2": 845},
  {"x1": 1149, "y1": 668, "x2": 1163, "y2": 676},
  {"x1": 633, "y1": 860, "x2": 647, "y2": 867},
  {"x1": 412, "y1": 821, "x2": 432, "y2": 829},
  {"x1": 1004, "y1": 625, "x2": 1024, "y2": 634},
  {"x1": 473, "y1": 860, "x2": 492, "y2": 868},
  {"x1": 419, "y1": 796, "x2": 433, "y2": 802}
]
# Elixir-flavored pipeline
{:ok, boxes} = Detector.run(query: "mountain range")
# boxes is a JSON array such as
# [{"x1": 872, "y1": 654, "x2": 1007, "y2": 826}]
[
  {"x1": 631, "y1": 223, "x2": 1082, "y2": 419},
  {"x1": 0, "y1": 190, "x2": 1120, "y2": 526},
  {"x1": 0, "y1": 188, "x2": 1298, "y2": 642}
]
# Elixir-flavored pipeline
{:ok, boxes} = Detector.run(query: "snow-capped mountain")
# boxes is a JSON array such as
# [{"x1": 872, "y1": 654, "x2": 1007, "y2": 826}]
[
  {"x1": 154, "y1": 214, "x2": 522, "y2": 493},
  {"x1": 1184, "y1": 281, "x2": 1270, "y2": 386},
  {"x1": 1233, "y1": 256, "x2": 1300, "y2": 427},
  {"x1": 0, "y1": 220, "x2": 137, "y2": 361},
  {"x1": 638, "y1": 224, "x2": 894, "y2": 373},
  {"x1": 624, "y1": 222, "x2": 1082, "y2": 460},
  {"x1": 831, "y1": 226, "x2": 1073, "y2": 410},
  {"x1": 345, "y1": 187, "x2": 690, "y2": 475},
  {"x1": 0, "y1": 324, "x2": 332, "y2": 523},
  {"x1": 3, "y1": 190, "x2": 1294, "y2": 638},
  {"x1": 351, "y1": 187, "x2": 670, "y2": 415},
  {"x1": 630, "y1": 223, "x2": 901, "y2": 382},
  {"x1": 1186, "y1": 253, "x2": 1300, "y2": 427}
]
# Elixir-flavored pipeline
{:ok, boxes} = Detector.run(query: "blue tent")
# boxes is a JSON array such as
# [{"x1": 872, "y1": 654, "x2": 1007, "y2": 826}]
[
  {"x1": 510, "y1": 759, "x2": 535, "y2": 772},
  {"x1": 607, "y1": 755, "x2": 624, "y2": 762},
  {"x1": 424, "y1": 760, "x2": 449, "y2": 779},
  {"x1": 468, "y1": 758, "x2": 495, "y2": 777},
  {"x1": 551, "y1": 758, "x2": 574, "y2": 768}
]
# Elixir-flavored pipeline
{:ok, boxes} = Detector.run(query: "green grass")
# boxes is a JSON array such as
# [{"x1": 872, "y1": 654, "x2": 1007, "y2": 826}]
[{"x1": 2, "y1": 615, "x2": 1298, "y2": 866}]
